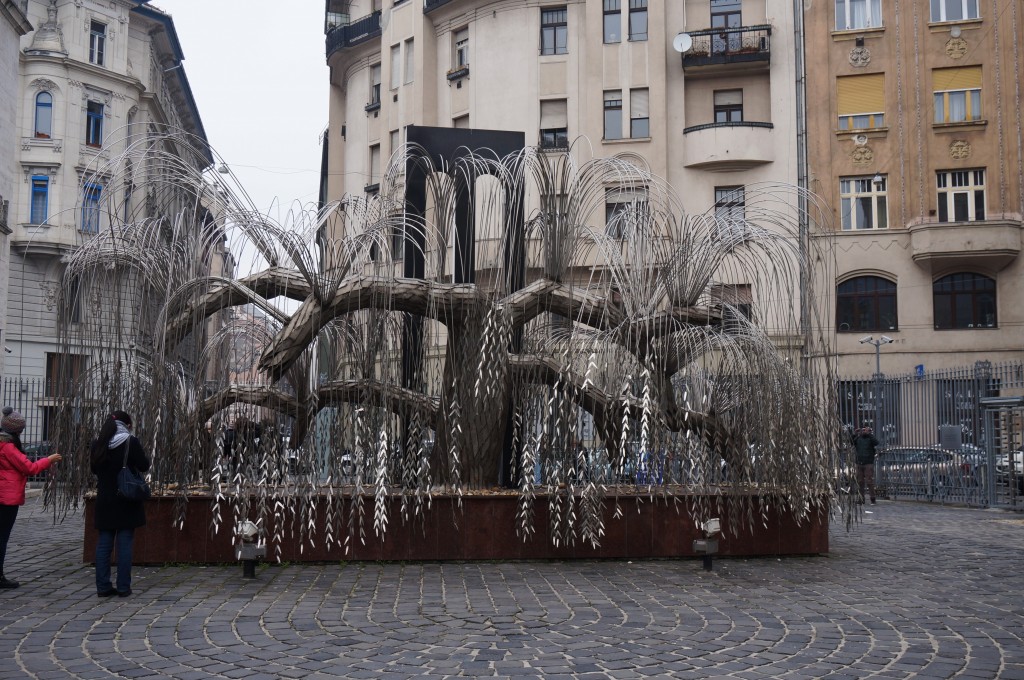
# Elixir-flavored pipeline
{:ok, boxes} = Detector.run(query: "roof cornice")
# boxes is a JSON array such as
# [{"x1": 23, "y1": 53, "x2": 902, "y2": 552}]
[
  {"x1": 1, "y1": 0, "x2": 34, "y2": 35},
  {"x1": 130, "y1": 2, "x2": 212, "y2": 166}
]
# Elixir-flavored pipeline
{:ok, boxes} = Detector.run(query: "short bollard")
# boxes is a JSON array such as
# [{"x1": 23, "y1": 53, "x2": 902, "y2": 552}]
[
  {"x1": 237, "y1": 520, "x2": 265, "y2": 578},
  {"x1": 693, "y1": 518, "x2": 721, "y2": 572},
  {"x1": 693, "y1": 538, "x2": 719, "y2": 571}
]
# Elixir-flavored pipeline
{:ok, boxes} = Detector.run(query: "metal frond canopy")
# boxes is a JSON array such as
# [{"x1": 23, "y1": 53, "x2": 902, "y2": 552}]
[{"x1": 47, "y1": 128, "x2": 849, "y2": 556}]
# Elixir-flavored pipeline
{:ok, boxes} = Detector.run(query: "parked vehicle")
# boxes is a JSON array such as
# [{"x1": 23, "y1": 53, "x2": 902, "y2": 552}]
[
  {"x1": 876, "y1": 446, "x2": 979, "y2": 498},
  {"x1": 20, "y1": 441, "x2": 53, "y2": 483},
  {"x1": 21, "y1": 441, "x2": 53, "y2": 459},
  {"x1": 995, "y1": 449, "x2": 1024, "y2": 492},
  {"x1": 995, "y1": 449, "x2": 1023, "y2": 475}
]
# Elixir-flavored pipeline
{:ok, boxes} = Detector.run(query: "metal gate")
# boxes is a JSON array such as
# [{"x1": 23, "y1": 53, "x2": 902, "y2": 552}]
[
  {"x1": 982, "y1": 396, "x2": 1024, "y2": 509},
  {"x1": 839, "y1": 360, "x2": 1024, "y2": 508}
]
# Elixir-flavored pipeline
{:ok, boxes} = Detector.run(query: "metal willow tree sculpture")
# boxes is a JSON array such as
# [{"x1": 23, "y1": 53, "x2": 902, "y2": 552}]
[{"x1": 49, "y1": 129, "x2": 844, "y2": 555}]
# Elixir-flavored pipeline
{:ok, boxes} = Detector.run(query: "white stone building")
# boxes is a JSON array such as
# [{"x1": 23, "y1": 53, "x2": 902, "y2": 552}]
[
  {"x1": 5, "y1": 0, "x2": 209, "y2": 439},
  {"x1": 0, "y1": 0, "x2": 32, "y2": 377}
]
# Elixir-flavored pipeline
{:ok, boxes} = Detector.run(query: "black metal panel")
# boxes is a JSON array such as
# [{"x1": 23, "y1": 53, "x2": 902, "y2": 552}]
[
  {"x1": 404, "y1": 125, "x2": 525, "y2": 285},
  {"x1": 401, "y1": 126, "x2": 526, "y2": 486}
]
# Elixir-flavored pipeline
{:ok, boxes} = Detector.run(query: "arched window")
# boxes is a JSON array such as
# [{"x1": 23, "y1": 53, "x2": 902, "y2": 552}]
[
  {"x1": 933, "y1": 272, "x2": 996, "y2": 329},
  {"x1": 34, "y1": 91, "x2": 52, "y2": 139},
  {"x1": 836, "y1": 275, "x2": 897, "y2": 332}
]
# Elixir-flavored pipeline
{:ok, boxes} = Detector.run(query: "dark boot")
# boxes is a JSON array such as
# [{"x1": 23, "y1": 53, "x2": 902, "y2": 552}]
[{"x1": 0, "y1": 575, "x2": 20, "y2": 589}]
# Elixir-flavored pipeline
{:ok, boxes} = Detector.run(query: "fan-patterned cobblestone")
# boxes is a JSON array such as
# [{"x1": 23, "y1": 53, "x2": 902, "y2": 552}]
[{"x1": 1, "y1": 497, "x2": 1022, "y2": 679}]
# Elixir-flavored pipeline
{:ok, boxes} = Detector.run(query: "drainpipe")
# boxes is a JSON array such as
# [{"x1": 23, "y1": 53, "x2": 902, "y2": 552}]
[{"x1": 793, "y1": 0, "x2": 810, "y2": 375}]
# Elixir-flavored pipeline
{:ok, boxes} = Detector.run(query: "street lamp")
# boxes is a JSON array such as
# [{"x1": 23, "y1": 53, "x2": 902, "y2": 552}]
[{"x1": 859, "y1": 335, "x2": 893, "y2": 438}]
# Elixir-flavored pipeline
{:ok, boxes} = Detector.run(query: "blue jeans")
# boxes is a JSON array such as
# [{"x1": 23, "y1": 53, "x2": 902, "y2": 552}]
[{"x1": 95, "y1": 528, "x2": 135, "y2": 593}]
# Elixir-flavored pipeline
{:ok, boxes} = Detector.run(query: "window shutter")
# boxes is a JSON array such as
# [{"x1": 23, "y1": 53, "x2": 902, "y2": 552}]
[
  {"x1": 540, "y1": 100, "x2": 567, "y2": 128},
  {"x1": 714, "y1": 89, "x2": 743, "y2": 106},
  {"x1": 933, "y1": 66, "x2": 982, "y2": 91},
  {"x1": 390, "y1": 45, "x2": 400, "y2": 88},
  {"x1": 404, "y1": 39, "x2": 414, "y2": 84},
  {"x1": 630, "y1": 89, "x2": 649, "y2": 118},
  {"x1": 837, "y1": 73, "x2": 885, "y2": 114},
  {"x1": 606, "y1": 186, "x2": 646, "y2": 203}
]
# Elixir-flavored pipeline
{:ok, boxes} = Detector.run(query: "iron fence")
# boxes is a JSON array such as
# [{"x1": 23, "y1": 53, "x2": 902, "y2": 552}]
[
  {"x1": 838, "y1": 360, "x2": 1024, "y2": 509},
  {"x1": 1, "y1": 377, "x2": 59, "y2": 483},
  {"x1": 6, "y1": 362, "x2": 1022, "y2": 505},
  {"x1": 1, "y1": 377, "x2": 52, "y2": 450}
]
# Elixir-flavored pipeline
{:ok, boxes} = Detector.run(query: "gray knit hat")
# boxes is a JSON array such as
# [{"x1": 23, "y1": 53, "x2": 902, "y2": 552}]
[{"x1": 1, "y1": 406, "x2": 26, "y2": 434}]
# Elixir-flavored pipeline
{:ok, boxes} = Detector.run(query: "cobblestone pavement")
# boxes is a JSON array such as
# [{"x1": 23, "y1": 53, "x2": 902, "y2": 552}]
[{"x1": 1, "y1": 497, "x2": 1022, "y2": 680}]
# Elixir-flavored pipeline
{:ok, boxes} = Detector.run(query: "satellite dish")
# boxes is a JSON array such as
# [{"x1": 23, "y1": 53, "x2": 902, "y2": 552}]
[
  {"x1": 381, "y1": 8, "x2": 391, "y2": 30},
  {"x1": 673, "y1": 33, "x2": 692, "y2": 53}
]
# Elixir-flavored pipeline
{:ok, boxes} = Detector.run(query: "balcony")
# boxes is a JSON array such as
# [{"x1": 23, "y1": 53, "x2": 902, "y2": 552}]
[
  {"x1": 424, "y1": 0, "x2": 457, "y2": 11},
  {"x1": 681, "y1": 122, "x2": 774, "y2": 171},
  {"x1": 681, "y1": 25, "x2": 772, "y2": 72},
  {"x1": 909, "y1": 219, "x2": 1022, "y2": 271},
  {"x1": 21, "y1": 136, "x2": 63, "y2": 153},
  {"x1": 325, "y1": 11, "x2": 382, "y2": 61}
]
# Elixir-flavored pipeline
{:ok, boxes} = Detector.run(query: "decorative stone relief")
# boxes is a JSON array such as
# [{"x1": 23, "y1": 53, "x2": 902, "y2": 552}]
[
  {"x1": 41, "y1": 282, "x2": 59, "y2": 311},
  {"x1": 949, "y1": 140, "x2": 972, "y2": 159},
  {"x1": 29, "y1": 78, "x2": 60, "y2": 93},
  {"x1": 20, "y1": 138, "x2": 63, "y2": 153},
  {"x1": 945, "y1": 37, "x2": 968, "y2": 59},
  {"x1": 851, "y1": 145, "x2": 874, "y2": 165},
  {"x1": 849, "y1": 46, "x2": 871, "y2": 67},
  {"x1": 83, "y1": 85, "x2": 113, "y2": 105},
  {"x1": 853, "y1": 134, "x2": 869, "y2": 147}
]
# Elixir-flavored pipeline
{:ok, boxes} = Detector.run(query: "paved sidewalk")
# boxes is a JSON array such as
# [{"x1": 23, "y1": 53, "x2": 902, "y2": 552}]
[{"x1": 1, "y1": 497, "x2": 1022, "y2": 679}]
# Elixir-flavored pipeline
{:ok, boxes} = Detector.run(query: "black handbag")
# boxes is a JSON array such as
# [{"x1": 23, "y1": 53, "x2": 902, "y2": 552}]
[{"x1": 116, "y1": 441, "x2": 150, "y2": 502}]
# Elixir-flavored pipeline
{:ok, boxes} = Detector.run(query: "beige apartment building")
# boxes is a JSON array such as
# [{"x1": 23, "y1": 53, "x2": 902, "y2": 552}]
[
  {"x1": 321, "y1": 0, "x2": 802, "y2": 255},
  {"x1": 806, "y1": 0, "x2": 1024, "y2": 379}
]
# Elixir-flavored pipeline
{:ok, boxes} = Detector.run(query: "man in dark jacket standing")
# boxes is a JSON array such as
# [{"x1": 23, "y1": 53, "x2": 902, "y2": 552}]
[{"x1": 853, "y1": 426, "x2": 880, "y2": 504}]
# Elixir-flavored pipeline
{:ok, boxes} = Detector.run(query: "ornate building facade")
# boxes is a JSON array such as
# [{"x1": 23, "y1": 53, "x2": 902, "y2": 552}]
[
  {"x1": 806, "y1": 0, "x2": 1023, "y2": 377},
  {"x1": 0, "y1": 0, "x2": 32, "y2": 376},
  {"x1": 5, "y1": 0, "x2": 210, "y2": 439}
]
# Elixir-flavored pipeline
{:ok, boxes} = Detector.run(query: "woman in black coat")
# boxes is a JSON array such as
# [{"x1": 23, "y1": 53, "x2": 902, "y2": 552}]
[{"x1": 90, "y1": 411, "x2": 150, "y2": 597}]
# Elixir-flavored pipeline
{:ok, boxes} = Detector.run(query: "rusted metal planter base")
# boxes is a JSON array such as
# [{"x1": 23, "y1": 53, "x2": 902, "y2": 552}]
[{"x1": 82, "y1": 494, "x2": 828, "y2": 564}]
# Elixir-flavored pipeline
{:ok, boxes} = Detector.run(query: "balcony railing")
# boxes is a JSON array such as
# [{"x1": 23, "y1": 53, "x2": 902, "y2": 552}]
[
  {"x1": 681, "y1": 24, "x2": 771, "y2": 69},
  {"x1": 683, "y1": 121, "x2": 774, "y2": 135},
  {"x1": 326, "y1": 11, "x2": 382, "y2": 59}
]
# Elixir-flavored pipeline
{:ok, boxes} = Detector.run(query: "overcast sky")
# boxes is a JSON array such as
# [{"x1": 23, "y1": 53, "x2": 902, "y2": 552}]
[{"x1": 155, "y1": 1, "x2": 329, "y2": 224}]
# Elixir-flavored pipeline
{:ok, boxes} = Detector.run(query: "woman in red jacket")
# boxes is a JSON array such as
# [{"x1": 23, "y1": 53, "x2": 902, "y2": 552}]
[{"x1": 0, "y1": 424, "x2": 62, "y2": 589}]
